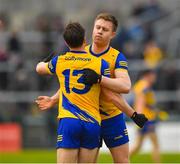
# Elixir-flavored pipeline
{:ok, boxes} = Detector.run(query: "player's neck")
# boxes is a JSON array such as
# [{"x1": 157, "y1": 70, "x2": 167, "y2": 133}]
[
  {"x1": 69, "y1": 47, "x2": 85, "y2": 52},
  {"x1": 91, "y1": 43, "x2": 109, "y2": 54}
]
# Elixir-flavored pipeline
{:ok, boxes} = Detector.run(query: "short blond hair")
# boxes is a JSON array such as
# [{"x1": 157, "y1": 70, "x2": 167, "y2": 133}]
[{"x1": 95, "y1": 13, "x2": 118, "y2": 32}]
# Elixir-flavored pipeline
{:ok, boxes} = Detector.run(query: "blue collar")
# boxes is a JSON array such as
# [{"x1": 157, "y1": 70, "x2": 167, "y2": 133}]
[
  {"x1": 70, "y1": 50, "x2": 87, "y2": 54},
  {"x1": 89, "y1": 45, "x2": 110, "y2": 57}
]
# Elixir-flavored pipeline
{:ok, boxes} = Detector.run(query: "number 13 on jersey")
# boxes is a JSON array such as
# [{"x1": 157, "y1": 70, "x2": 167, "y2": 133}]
[{"x1": 62, "y1": 69, "x2": 91, "y2": 94}]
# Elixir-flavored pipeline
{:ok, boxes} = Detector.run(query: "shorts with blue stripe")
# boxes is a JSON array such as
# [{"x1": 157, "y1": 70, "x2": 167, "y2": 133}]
[
  {"x1": 100, "y1": 113, "x2": 129, "y2": 148},
  {"x1": 56, "y1": 118, "x2": 101, "y2": 149}
]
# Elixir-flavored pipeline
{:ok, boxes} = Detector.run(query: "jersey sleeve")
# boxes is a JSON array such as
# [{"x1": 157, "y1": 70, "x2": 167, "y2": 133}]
[
  {"x1": 101, "y1": 59, "x2": 110, "y2": 77},
  {"x1": 47, "y1": 55, "x2": 58, "y2": 74},
  {"x1": 115, "y1": 52, "x2": 128, "y2": 70}
]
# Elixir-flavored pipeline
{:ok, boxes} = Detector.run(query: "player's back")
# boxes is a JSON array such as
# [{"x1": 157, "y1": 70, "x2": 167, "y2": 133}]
[{"x1": 52, "y1": 50, "x2": 110, "y2": 124}]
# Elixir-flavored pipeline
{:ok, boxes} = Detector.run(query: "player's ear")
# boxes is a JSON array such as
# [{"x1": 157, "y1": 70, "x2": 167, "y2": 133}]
[{"x1": 110, "y1": 31, "x2": 116, "y2": 39}]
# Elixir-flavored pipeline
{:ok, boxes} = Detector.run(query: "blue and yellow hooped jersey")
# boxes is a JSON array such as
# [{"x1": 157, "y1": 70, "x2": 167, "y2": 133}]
[
  {"x1": 85, "y1": 45, "x2": 128, "y2": 120},
  {"x1": 133, "y1": 79, "x2": 157, "y2": 120},
  {"x1": 46, "y1": 50, "x2": 110, "y2": 124}
]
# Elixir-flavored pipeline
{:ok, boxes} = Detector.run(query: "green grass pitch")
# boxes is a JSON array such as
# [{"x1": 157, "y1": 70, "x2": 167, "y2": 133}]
[{"x1": 1, "y1": 149, "x2": 180, "y2": 163}]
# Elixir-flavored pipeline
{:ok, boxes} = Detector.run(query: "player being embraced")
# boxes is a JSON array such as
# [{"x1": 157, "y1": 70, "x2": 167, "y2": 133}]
[
  {"x1": 36, "y1": 13, "x2": 148, "y2": 163},
  {"x1": 36, "y1": 22, "x2": 111, "y2": 163}
]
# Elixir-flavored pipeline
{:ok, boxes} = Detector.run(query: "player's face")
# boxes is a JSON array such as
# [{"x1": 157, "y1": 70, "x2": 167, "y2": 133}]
[
  {"x1": 92, "y1": 19, "x2": 116, "y2": 47},
  {"x1": 149, "y1": 73, "x2": 156, "y2": 85}
]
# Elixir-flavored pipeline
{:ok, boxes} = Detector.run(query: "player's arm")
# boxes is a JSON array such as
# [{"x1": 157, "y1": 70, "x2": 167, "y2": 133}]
[
  {"x1": 134, "y1": 91, "x2": 146, "y2": 113},
  {"x1": 101, "y1": 87, "x2": 134, "y2": 117},
  {"x1": 100, "y1": 53, "x2": 131, "y2": 93},
  {"x1": 101, "y1": 88, "x2": 148, "y2": 128},
  {"x1": 36, "y1": 55, "x2": 58, "y2": 75},
  {"x1": 35, "y1": 89, "x2": 60, "y2": 110},
  {"x1": 97, "y1": 59, "x2": 146, "y2": 126},
  {"x1": 82, "y1": 53, "x2": 131, "y2": 93},
  {"x1": 100, "y1": 71, "x2": 131, "y2": 93}
]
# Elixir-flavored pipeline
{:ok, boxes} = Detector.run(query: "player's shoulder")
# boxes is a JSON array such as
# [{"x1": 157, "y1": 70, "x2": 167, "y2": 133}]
[
  {"x1": 55, "y1": 52, "x2": 67, "y2": 59},
  {"x1": 134, "y1": 80, "x2": 148, "y2": 92},
  {"x1": 110, "y1": 47, "x2": 127, "y2": 60},
  {"x1": 53, "y1": 52, "x2": 71, "y2": 66},
  {"x1": 110, "y1": 46, "x2": 120, "y2": 55}
]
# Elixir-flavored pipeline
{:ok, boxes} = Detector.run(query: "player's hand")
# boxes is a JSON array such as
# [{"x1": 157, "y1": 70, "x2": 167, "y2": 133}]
[
  {"x1": 42, "y1": 52, "x2": 55, "y2": 62},
  {"x1": 131, "y1": 112, "x2": 148, "y2": 128},
  {"x1": 82, "y1": 68, "x2": 102, "y2": 85},
  {"x1": 35, "y1": 96, "x2": 55, "y2": 110}
]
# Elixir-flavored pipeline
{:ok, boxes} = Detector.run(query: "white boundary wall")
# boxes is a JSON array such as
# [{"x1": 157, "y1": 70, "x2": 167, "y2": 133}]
[{"x1": 101, "y1": 122, "x2": 180, "y2": 153}]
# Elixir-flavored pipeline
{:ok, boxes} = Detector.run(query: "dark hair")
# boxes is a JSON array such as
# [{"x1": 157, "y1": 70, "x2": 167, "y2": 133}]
[
  {"x1": 95, "y1": 13, "x2": 118, "y2": 32},
  {"x1": 140, "y1": 69, "x2": 156, "y2": 77},
  {"x1": 63, "y1": 22, "x2": 85, "y2": 48}
]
